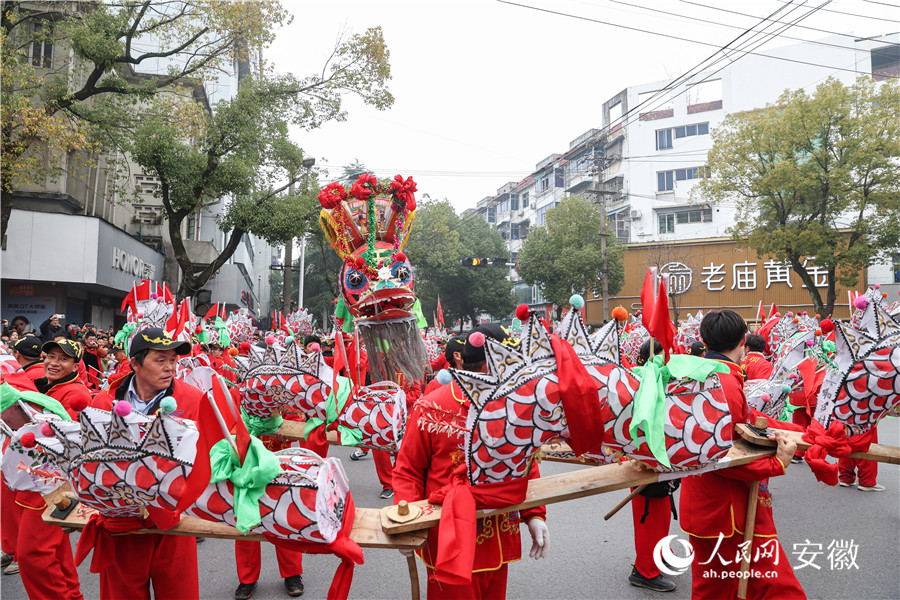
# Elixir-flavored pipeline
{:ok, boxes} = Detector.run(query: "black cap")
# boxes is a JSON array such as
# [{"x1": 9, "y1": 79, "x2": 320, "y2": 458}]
[
  {"x1": 461, "y1": 324, "x2": 513, "y2": 365},
  {"x1": 445, "y1": 335, "x2": 465, "y2": 363},
  {"x1": 13, "y1": 336, "x2": 42, "y2": 358},
  {"x1": 42, "y1": 339, "x2": 83, "y2": 360},
  {"x1": 304, "y1": 335, "x2": 321, "y2": 346},
  {"x1": 129, "y1": 327, "x2": 191, "y2": 356}
]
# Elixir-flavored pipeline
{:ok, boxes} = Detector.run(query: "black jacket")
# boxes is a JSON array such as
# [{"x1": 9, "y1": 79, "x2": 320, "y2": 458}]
[{"x1": 39, "y1": 318, "x2": 65, "y2": 343}]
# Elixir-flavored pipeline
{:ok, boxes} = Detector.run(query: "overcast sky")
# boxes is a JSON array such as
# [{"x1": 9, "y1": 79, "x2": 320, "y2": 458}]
[{"x1": 266, "y1": 0, "x2": 898, "y2": 213}]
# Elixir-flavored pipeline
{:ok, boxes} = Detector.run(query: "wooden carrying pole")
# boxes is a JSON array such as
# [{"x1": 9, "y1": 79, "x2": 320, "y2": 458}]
[
  {"x1": 737, "y1": 417, "x2": 768, "y2": 599},
  {"x1": 603, "y1": 484, "x2": 647, "y2": 521}
]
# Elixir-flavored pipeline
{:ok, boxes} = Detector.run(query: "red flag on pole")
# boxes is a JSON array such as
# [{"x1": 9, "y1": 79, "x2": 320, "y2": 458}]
[
  {"x1": 640, "y1": 268, "x2": 656, "y2": 330},
  {"x1": 437, "y1": 296, "x2": 445, "y2": 327},
  {"x1": 768, "y1": 303, "x2": 778, "y2": 319},
  {"x1": 648, "y1": 276, "x2": 675, "y2": 360},
  {"x1": 121, "y1": 280, "x2": 152, "y2": 313},
  {"x1": 757, "y1": 300, "x2": 765, "y2": 320}
]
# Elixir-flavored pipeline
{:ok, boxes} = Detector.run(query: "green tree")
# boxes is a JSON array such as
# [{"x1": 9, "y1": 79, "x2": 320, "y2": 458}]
[
  {"x1": 404, "y1": 199, "x2": 515, "y2": 328},
  {"x1": 129, "y1": 27, "x2": 393, "y2": 298},
  {"x1": 517, "y1": 195, "x2": 625, "y2": 312},
  {"x1": 1, "y1": 0, "x2": 292, "y2": 237},
  {"x1": 299, "y1": 229, "x2": 346, "y2": 327},
  {"x1": 694, "y1": 76, "x2": 900, "y2": 316}
]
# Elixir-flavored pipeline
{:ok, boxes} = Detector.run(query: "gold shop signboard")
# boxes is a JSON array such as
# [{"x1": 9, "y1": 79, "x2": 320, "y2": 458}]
[{"x1": 584, "y1": 237, "x2": 864, "y2": 326}]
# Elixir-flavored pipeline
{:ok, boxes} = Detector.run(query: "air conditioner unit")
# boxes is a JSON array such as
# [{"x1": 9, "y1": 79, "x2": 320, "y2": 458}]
[{"x1": 630, "y1": 210, "x2": 642, "y2": 220}]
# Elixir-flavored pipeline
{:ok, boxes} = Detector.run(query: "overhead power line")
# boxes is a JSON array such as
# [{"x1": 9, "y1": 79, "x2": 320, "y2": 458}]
[{"x1": 775, "y1": 0, "x2": 900, "y2": 22}]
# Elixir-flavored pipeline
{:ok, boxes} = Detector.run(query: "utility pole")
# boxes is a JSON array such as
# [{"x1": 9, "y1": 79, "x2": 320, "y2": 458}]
[
  {"x1": 587, "y1": 134, "x2": 613, "y2": 319},
  {"x1": 281, "y1": 177, "x2": 295, "y2": 316},
  {"x1": 297, "y1": 157, "x2": 316, "y2": 311}
]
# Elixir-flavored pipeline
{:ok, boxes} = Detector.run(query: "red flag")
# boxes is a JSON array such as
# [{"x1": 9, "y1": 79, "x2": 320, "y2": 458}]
[
  {"x1": 648, "y1": 276, "x2": 675, "y2": 360},
  {"x1": 120, "y1": 280, "x2": 152, "y2": 313},
  {"x1": 768, "y1": 303, "x2": 778, "y2": 320},
  {"x1": 757, "y1": 300, "x2": 765, "y2": 320},
  {"x1": 545, "y1": 305, "x2": 553, "y2": 324},
  {"x1": 176, "y1": 376, "x2": 246, "y2": 514},
  {"x1": 437, "y1": 296, "x2": 445, "y2": 327},
  {"x1": 333, "y1": 330, "x2": 350, "y2": 399},
  {"x1": 157, "y1": 282, "x2": 174, "y2": 304},
  {"x1": 204, "y1": 303, "x2": 222, "y2": 322},
  {"x1": 640, "y1": 268, "x2": 656, "y2": 330}
]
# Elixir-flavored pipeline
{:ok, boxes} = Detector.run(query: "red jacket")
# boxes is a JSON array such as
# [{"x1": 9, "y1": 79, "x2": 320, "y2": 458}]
[
  {"x1": 20, "y1": 360, "x2": 44, "y2": 382},
  {"x1": 93, "y1": 372, "x2": 203, "y2": 420},
  {"x1": 393, "y1": 381, "x2": 546, "y2": 572},
  {"x1": 34, "y1": 372, "x2": 94, "y2": 419},
  {"x1": 680, "y1": 357, "x2": 786, "y2": 539},
  {"x1": 107, "y1": 357, "x2": 132, "y2": 388},
  {"x1": 741, "y1": 352, "x2": 774, "y2": 381}
]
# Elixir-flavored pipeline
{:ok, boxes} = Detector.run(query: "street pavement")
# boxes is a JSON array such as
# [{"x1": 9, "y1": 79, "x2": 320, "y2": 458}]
[{"x1": 2, "y1": 418, "x2": 898, "y2": 600}]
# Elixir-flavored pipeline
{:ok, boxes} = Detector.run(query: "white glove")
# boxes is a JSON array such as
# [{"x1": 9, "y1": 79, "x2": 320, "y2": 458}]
[
  {"x1": 399, "y1": 549, "x2": 414, "y2": 558},
  {"x1": 527, "y1": 518, "x2": 549, "y2": 559}
]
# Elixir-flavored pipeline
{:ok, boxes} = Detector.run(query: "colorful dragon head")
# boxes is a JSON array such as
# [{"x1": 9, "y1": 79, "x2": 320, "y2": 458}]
[{"x1": 318, "y1": 174, "x2": 428, "y2": 384}]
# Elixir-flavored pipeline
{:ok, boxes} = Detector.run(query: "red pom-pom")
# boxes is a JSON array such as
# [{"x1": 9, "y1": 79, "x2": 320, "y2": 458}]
[
  {"x1": 309, "y1": 343, "x2": 321, "y2": 352},
  {"x1": 612, "y1": 306, "x2": 629, "y2": 322},
  {"x1": 815, "y1": 314, "x2": 821, "y2": 319},
  {"x1": 515, "y1": 304, "x2": 531, "y2": 321},
  {"x1": 20, "y1": 433, "x2": 36, "y2": 448},
  {"x1": 354, "y1": 256, "x2": 367, "y2": 269},
  {"x1": 395, "y1": 252, "x2": 407, "y2": 263},
  {"x1": 71, "y1": 395, "x2": 90, "y2": 412},
  {"x1": 875, "y1": 284, "x2": 881, "y2": 289},
  {"x1": 265, "y1": 335, "x2": 276, "y2": 346},
  {"x1": 70, "y1": 395, "x2": 89, "y2": 412},
  {"x1": 815, "y1": 329, "x2": 822, "y2": 336},
  {"x1": 195, "y1": 326, "x2": 203, "y2": 334},
  {"x1": 819, "y1": 318, "x2": 835, "y2": 333},
  {"x1": 775, "y1": 312, "x2": 781, "y2": 318},
  {"x1": 40, "y1": 423, "x2": 54, "y2": 437},
  {"x1": 854, "y1": 296, "x2": 868, "y2": 310},
  {"x1": 239, "y1": 341, "x2": 251, "y2": 353},
  {"x1": 786, "y1": 312, "x2": 794, "y2": 318},
  {"x1": 761, "y1": 393, "x2": 771, "y2": 402},
  {"x1": 469, "y1": 331, "x2": 485, "y2": 348},
  {"x1": 228, "y1": 347, "x2": 238, "y2": 356},
  {"x1": 883, "y1": 292, "x2": 888, "y2": 298},
  {"x1": 136, "y1": 312, "x2": 144, "y2": 319}
]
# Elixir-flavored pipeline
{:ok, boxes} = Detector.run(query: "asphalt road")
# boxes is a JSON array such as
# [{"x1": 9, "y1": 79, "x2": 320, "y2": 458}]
[{"x1": 2, "y1": 418, "x2": 898, "y2": 600}]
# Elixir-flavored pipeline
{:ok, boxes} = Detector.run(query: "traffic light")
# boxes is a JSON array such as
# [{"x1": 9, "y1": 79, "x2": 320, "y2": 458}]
[{"x1": 461, "y1": 257, "x2": 487, "y2": 267}]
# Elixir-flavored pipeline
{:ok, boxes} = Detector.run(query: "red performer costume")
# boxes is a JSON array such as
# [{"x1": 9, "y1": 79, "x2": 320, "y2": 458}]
[
  {"x1": 838, "y1": 426, "x2": 879, "y2": 487},
  {"x1": 393, "y1": 381, "x2": 546, "y2": 599},
  {"x1": 682, "y1": 343, "x2": 805, "y2": 600},
  {"x1": 21, "y1": 359, "x2": 45, "y2": 382},
  {"x1": 34, "y1": 373, "x2": 93, "y2": 419},
  {"x1": 87, "y1": 331, "x2": 203, "y2": 600},
  {"x1": 741, "y1": 351, "x2": 773, "y2": 380}
]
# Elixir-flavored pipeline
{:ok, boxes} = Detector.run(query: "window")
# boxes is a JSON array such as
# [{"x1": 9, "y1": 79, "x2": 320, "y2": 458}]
[
  {"x1": 872, "y1": 46, "x2": 900, "y2": 81},
  {"x1": 499, "y1": 200, "x2": 509, "y2": 213},
  {"x1": 657, "y1": 166, "x2": 705, "y2": 191},
  {"x1": 30, "y1": 22, "x2": 53, "y2": 69},
  {"x1": 521, "y1": 192, "x2": 529, "y2": 208},
  {"x1": 510, "y1": 223, "x2": 519, "y2": 240},
  {"x1": 658, "y1": 213, "x2": 675, "y2": 234},
  {"x1": 518, "y1": 222, "x2": 528, "y2": 239},
  {"x1": 657, "y1": 170, "x2": 674, "y2": 192},
  {"x1": 658, "y1": 123, "x2": 708, "y2": 149},
  {"x1": 894, "y1": 254, "x2": 900, "y2": 284},
  {"x1": 554, "y1": 168, "x2": 565, "y2": 188},
  {"x1": 511, "y1": 195, "x2": 519, "y2": 211},
  {"x1": 538, "y1": 176, "x2": 550, "y2": 193},
  {"x1": 187, "y1": 215, "x2": 197, "y2": 239},
  {"x1": 487, "y1": 207, "x2": 496, "y2": 223},
  {"x1": 657, "y1": 129, "x2": 673, "y2": 150},
  {"x1": 511, "y1": 251, "x2": 518, "y2": 264}
]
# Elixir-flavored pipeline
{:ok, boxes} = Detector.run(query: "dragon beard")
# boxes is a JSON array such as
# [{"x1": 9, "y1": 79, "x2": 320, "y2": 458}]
[{"x1": 357, "y1": 316, "x2": 429, "y2": 385}]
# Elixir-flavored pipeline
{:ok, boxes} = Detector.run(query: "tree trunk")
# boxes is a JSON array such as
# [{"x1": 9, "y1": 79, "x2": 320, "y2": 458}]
[{"x1": 0, "y1": 187, "x2": 12, "y2": 242}]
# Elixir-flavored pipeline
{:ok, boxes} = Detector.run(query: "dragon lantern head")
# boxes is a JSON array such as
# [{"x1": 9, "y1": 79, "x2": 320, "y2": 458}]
[
  {"x1": 317, "y1": 174, "x2": 428, "y2": 383},
  {"x1": 318, "y1": 174, "x2": 418, "y2": 320}
]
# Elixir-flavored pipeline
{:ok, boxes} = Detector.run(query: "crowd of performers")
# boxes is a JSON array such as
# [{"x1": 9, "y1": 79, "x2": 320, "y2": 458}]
[
  {"x1": 0, "y1": 291, "x2": 892, "y2": 600},
  {"x1": 1, "y1": 170, "x2": 895, "y2": 600}
]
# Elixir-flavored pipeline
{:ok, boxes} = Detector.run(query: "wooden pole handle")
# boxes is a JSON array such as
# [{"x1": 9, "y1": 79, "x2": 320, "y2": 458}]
[
  {"x1": 737, "y1": 481, "x2": 762, "y2": 599},
  {"x1": 604, "y1": 484, "x2": 647, "y2": 521},
  {"x1": 406, "y1": 554, "x2": 420, "y2": 600}
]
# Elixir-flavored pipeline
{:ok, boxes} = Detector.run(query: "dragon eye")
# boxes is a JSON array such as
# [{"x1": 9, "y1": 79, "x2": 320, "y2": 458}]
[
  {"x1": 392, "y1": 262, "x2": 412, "y2": 283},
  {"x1": 345, "y1": 270, "x2": 366, "y2": 290}
]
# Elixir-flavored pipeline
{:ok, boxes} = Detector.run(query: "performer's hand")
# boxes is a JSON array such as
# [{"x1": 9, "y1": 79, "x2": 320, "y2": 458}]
[
  {"x1": 398, "y1": 549, "x2": 414, "y2": 558},
  {"x1": 768, "y1": 430, "x2": 797, "y2": 469},
  {"x1": 527, "y1": 518, "x2": 549, "y2": 559}
]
